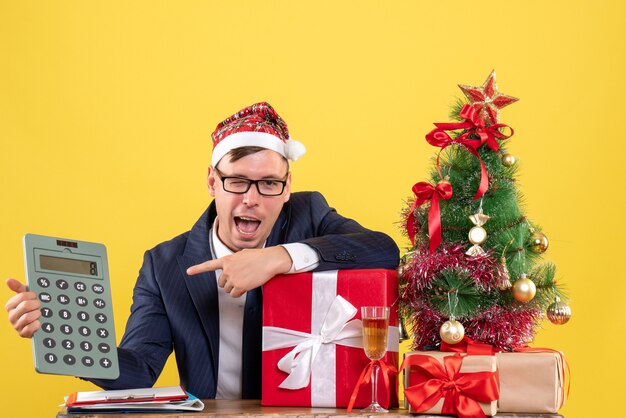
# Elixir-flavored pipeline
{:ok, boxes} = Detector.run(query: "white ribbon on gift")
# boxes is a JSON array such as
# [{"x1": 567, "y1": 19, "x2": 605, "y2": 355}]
[
  {"x1": 263, "y1": 294, "x2": 363, "y2": 390},
  {"x1": 262, "y1": 270, "x2": 399, "y2": 407}
]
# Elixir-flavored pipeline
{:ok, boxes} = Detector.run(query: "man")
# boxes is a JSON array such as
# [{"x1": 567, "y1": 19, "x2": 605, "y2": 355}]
[{"x1": 5, "y1": 102, "x2": 399, "y2": 399}]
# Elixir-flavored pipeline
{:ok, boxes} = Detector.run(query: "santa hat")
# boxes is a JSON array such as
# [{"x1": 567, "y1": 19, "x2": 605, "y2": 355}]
[{"x1": 210, "y1": 102, "x2": 306, "y2": 166}]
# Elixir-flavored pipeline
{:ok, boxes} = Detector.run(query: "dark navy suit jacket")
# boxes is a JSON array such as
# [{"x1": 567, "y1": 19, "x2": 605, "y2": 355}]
[{"x1": 89, "y1": 191, "x2": 399, "y2": 398}]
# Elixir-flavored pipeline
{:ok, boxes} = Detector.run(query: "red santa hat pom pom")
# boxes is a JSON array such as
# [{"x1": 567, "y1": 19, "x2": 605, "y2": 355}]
[{"x1": 211, "y1": 102, "x2": 306, "y2": 166}]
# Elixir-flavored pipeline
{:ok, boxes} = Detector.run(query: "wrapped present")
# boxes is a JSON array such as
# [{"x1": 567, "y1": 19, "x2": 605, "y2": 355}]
[
  {"x1": 261, "y1": 269, "x2": 399, "y2": 408},
  {"x1": 496, "y1": 350, "x2": 566, "y2": 413},
  {"x1": 402, "y1": 351, "x2": 499, "y2": 418}
]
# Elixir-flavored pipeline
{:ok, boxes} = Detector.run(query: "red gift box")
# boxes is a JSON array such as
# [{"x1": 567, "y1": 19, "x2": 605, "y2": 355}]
[{"x1": 261, "y1": 269, "x2": 399, "y2": 408}]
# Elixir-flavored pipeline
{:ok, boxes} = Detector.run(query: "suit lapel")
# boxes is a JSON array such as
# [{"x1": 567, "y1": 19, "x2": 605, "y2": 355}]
[{"x1": 266, "y1": 199, "x2": 291, "y2": 247}]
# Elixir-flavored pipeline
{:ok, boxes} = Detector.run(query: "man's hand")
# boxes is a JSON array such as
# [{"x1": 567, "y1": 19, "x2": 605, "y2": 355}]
[
  {"x1": 5, "y1": 278, "x2": 42, "y2": 338},
  {"x1": 186, "y1": 246, "x2": 293, "y2": 298}
]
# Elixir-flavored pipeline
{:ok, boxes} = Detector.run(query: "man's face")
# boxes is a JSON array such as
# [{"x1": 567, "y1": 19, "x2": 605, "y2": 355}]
[{"x1": 207, "y1": 149, "x2": 291, "y2": 252}]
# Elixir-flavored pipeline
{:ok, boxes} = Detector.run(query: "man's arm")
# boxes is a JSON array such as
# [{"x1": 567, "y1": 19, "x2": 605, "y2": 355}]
[
  {"x1": 188, "y1": 192, "x2": 400, "y2": 295},
  {"x1": 292, "y1": 191, "x2": 400, "y2": 271}
]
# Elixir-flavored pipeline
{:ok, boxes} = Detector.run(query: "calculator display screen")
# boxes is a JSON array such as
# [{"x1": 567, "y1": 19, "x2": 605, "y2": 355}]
[{"x1": 39, "y1": 255, "x2": 98, "y2": 276}]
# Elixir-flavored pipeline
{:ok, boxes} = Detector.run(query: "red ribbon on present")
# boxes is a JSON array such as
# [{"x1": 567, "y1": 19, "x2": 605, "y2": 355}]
[
  {"x1": 425, "y1": 104, "x2": 514, "y2": 200},
  {"x1": 441, "y1": 336, "x2": 498, "y2": 356},
  {"x1": 400, "y1": 353, "x2": 499, "y2": 418},
  {"x1": 346, "y1": 359, "x2": 397, "y2": 413},
  {"x1": 406, "y1": 180, "x2": 453, "y2": 253}
]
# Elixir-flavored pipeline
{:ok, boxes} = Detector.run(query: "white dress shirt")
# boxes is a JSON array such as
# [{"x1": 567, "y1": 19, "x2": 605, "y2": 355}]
[{"x1": 211, "y1": 220, "x2": 319, "y2": 399}]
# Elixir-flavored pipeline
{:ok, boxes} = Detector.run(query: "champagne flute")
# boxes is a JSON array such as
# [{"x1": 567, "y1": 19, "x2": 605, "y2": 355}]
[{"x1": 361, "y1": 306, "x2": 390, "y2": 413}]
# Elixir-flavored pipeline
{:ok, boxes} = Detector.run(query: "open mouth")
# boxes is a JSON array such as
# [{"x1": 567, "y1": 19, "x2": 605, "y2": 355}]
[{"x1": 234, "y1": 216, "x2": 261, "y2": 236}]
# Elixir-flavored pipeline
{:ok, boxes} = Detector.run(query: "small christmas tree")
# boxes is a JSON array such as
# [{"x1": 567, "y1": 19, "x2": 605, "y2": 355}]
[{"x1": 400, "y1": 71, "x2": 572, "y2": 351}]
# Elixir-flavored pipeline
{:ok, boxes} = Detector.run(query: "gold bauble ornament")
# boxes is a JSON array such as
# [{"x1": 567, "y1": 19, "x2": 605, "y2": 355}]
[
  {"x1": 529, "y1": 231, "x2": 549, "y2": 253},
  {"x1": 547, "y1": 297, "x2": 572, "y2": 325},
  {"x1": 502, "y1": 153, "x2": 516, "y2": 167},
  {"x1": 512, "y1": 274, "x2": 536, "y2": 303},
  {"x1": 439, "y1": 319, "x2": 465, "y2": 344}
]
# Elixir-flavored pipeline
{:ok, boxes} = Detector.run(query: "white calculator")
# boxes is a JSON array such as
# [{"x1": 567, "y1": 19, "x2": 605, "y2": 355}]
[{"x1": 23, "y1": 234, "x2": 119, "y2": 379}]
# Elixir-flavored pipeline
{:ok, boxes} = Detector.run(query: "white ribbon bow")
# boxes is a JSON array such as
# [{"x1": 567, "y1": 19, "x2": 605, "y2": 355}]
[{"x1": 262, "y1": 295, "x2": 363, "y2": 389}]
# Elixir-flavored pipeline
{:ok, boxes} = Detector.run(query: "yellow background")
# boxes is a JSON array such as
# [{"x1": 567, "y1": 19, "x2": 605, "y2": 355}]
[{"x1": 1, "y1": 1, "x2": 624, "y2": 416}]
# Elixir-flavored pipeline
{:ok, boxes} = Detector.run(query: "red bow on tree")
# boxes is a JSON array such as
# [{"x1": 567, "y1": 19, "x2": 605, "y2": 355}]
[
  {"x1": 425, "y1": 104, "x2": 514, "y2": 200},
  {"x1": 406, "y1": 180, "x2": 453, "y2": 253},
  {"x1": 400, "y1": 353, "x2": 499, "y2": 418}
]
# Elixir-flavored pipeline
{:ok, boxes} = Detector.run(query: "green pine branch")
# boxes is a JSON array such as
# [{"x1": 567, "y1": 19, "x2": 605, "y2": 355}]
[{"x1": 427, "y1": 268, "x2": 497, "y2": 318}]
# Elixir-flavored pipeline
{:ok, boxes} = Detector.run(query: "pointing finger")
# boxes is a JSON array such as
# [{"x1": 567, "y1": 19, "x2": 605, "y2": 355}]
[{"x1": 187, "y1": 259, "x2": 223, "y2": 276}]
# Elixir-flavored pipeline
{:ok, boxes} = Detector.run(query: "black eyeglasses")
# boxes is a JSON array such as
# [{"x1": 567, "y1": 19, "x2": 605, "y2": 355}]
[{"x1": 214, "y1": 168, "x2": 288, "y2": 196}]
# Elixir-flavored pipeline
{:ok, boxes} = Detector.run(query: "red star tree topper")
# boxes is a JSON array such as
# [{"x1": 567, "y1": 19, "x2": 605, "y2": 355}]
[{"x1": 458, "y1": 70, "x2": 519, "y2": 125}]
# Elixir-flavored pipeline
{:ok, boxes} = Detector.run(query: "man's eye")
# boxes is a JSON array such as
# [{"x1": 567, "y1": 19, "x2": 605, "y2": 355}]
[
  {"x1": 230, "y1": 180, "x2": 250, "y2": 186},
  {"x1": 261, "y1": 180, "x2": 279, "y2": 187}
]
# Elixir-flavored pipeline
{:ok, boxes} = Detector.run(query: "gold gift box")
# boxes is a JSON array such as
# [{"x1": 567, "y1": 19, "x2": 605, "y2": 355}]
[{"x1": 496, "y1": 351, "x2": 566, "y2": 413}]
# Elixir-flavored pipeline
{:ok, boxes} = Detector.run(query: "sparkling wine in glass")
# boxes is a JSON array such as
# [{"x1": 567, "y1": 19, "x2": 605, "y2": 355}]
[{"x1": 361, "y1": 306, "x2": 390, "y2": 413}]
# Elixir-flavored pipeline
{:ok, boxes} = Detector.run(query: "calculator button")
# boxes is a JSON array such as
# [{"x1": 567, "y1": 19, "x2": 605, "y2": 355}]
[
  {"x1": 44, "y1": 353, "x2": 58, "y2": 364},
  {"x1": 95, "y1": 313, "x2": 107, "y2": 324},
  {"x1": 39, "y1": 293, "x2": 52, "y2": 303},
  {"x1": 37, "y1": 277, "x2": 50, "y2": 288},
  {"x1": 59, "y1": 309, "x2": 72, "y2": 320},
  {"x1": 82, "y1": 356, "x2": 94, "y2": 367},
  {"x1": 98, "y1": 343, "x2": 111, "y2": 353},
  {"x1": 99, "y1": 358, "x2": 113, "y2": 368},
  {"x1": 97, "y1": 328, "x2": 109, "y2": 338},
  {"x1": 41, "y1": 307, "x2": 53, "y2": 318},
  {"x1": 78, "y1": 326, "x2": 91, "y2": 337},
  {"x1": 57, "y1": 294, "x2": 70, "y2": 305},
  {"x1": 76, "y1": 296, "x2": 88, "y2": 307},
  {"x1": 77, "y1": 311, "x2": 90, "y2": 322},
  {"x1": 43, "y1": 338, "x2": 56, "y2": 348},
  {"x1": 62, "y1": 339, "x2": 75, "y2": 350},
  {"x1": 92, "y1": 284, "x2": 104, "y2": 294},
  {"x1": 80, "y1": 341, "x2": 93, "y2": 351},
  {"x1": 63, "y1": 354, "x2": 76, "y2": 365},
  {"x1": 60, "y1": 324, "x2": 73, "y2": 335},
  {"x1": 93, "y1": 299, "x2": 106, "y2": 309},
  {"x1": 56, "y1": 279, "x2": 69, "y2": 290},
  {"x1": 74, "y1": 282, "x2": 86, "y2": 292},
  {"x1": 41, "y1": 323, "x2": 54, "y2": 333}
]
